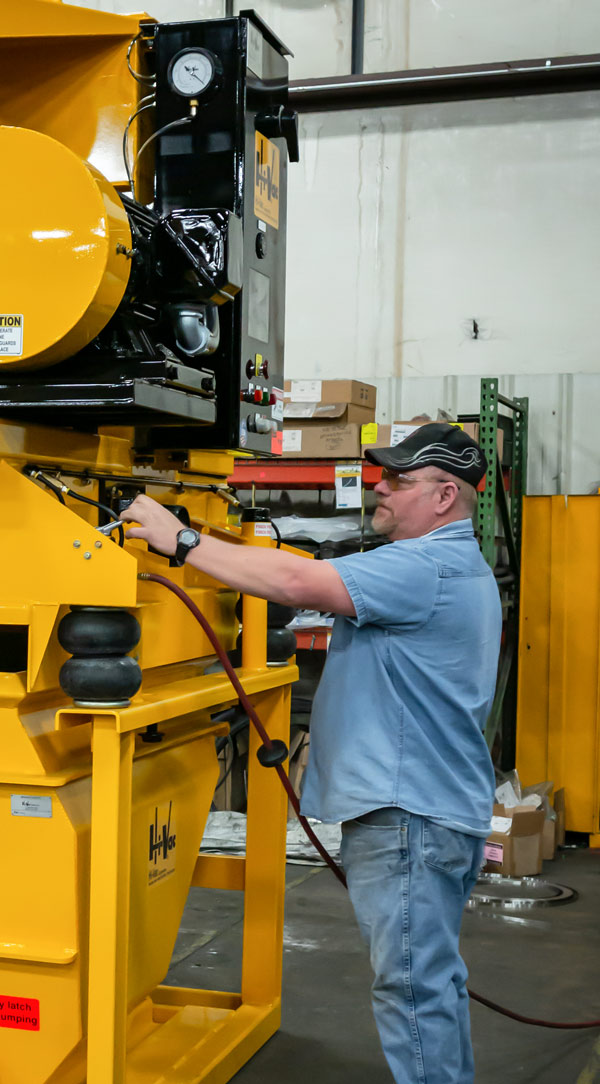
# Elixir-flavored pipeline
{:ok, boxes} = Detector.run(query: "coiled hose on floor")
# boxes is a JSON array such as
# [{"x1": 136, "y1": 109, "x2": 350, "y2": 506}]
[{"x1": 139, "y1": 572, "x2": 600, "y2": 1032}]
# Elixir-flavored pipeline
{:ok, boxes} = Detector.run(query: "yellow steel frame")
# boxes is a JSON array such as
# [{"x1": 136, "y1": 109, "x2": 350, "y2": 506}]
[
  {"x1": 0, "y1": 418, "x2": 299, "y2": 1083},
  {"x1": 0, "y1": 5, "x2": 300, "y2": 1078},
  {"x1": 72, "y1": 673, "x2": 293, "y2": 1084},
  {"x1": 516, "y1": 495, "x2": 600, "y2": 844}
]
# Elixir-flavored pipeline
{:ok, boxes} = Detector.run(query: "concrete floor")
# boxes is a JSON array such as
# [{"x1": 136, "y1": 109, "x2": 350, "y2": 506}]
[{"x1": 166, "y1": 848, "x2": 600, "y2": 1083}]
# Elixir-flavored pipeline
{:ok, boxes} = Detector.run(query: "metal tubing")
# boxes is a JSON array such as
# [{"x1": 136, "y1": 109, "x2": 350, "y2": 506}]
[
  {"x1": 497, "y1": 392, "x2": 526, "y2": 413},
  {"x1": 87, "y1": 723, "x2": 135, "y2": 1084},
  {"x1": 241, "y1": 685, "x2": 290, "y2": 1005},
  {"x1": 351, "y1": 0, "x2": 365, "y2": 76},
  {"x1": 289, "y1": 53, "x2": 600, "y2": 112},
  {"x1": 496, "y1": 454, "x2": 520, "y2": 578},
  {"x1": 240, "y1": 517, "x2": 271, "y2": 670}
]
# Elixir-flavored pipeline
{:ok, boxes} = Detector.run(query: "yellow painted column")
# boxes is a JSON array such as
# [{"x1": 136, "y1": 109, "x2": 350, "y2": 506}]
[
  {"x1": 240, "y1": 509, "x2": 272, "y2": 670},
  {"x1": 547, "y1": 497, "x2": 568, "y2": 792},
  {"x1": 86, "y1": 718, "x2": 135, "y2": 1084},
  {"x1": 241, "y1": 685, "x2": 291, "y2": 1007}
]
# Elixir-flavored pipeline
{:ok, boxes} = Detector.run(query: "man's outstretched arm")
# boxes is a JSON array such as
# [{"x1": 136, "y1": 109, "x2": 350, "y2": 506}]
[{"x1": 120, "y1": 495, "x2": 356, "y2": 617}]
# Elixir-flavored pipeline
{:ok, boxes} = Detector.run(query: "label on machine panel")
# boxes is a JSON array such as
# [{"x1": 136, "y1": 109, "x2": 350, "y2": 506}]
[
  {"x1": 0, "y1": 996, "x2": 40, "y2": 1031},
  {"x1": 271, "y1": 387, "x2": 284, "y2": 422},
  {"x1": 254, "y1": 133, "x2": 280, "y2": 229},
  {"x1": 0, "y1": 314, "x2": 23, "y2": 356},
  {"x1": 11, "y1": 795, "x2": 52, "y2": 818},
  {"x1": 148, "y1": 801, "x2": 176, "y2": 887},
  {"x1": 247, "y1": 20, "x2": 265, "y2": 79}
]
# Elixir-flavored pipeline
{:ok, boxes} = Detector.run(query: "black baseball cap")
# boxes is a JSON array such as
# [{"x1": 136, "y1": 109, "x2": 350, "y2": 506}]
[{"x1": 364, "y1": 422, "x2": 487, "y2": 487}]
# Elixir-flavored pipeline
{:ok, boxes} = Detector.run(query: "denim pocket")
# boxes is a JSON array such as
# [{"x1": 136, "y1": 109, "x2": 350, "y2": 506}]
[{"x1": 422, "y1": 820, "x2": 475, "y2": 874}]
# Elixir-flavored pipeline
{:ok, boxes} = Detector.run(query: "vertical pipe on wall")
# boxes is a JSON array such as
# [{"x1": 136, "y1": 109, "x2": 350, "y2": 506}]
[
  {"x1": 225, "y1": 0, "x2": 234, "y2": 15},
  {"x1": 351, "y1": 0, "x2": 365, "y2": 75}
]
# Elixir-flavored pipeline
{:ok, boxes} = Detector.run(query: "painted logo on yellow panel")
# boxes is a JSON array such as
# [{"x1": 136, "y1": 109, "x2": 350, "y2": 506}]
[
  {"x1": 254, "y1": 133, "x2": 280, "y2": 229},
  {"x1": 148, "y1": 800, "x2": 176, "y2": 886}
]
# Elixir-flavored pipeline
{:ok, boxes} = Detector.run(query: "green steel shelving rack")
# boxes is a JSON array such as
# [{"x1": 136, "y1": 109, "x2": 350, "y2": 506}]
[{"x1": 460, "y1": 378, "x2": 529, "y2": 768}]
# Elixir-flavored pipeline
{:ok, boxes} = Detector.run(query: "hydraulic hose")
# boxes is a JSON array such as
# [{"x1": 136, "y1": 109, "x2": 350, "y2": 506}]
[
  {"x1": 139, "y1": 571, "x2": 347, "y2": 887},
  {"x1": 138, "y1": 571, "x2": 600, "y2": 1030}
]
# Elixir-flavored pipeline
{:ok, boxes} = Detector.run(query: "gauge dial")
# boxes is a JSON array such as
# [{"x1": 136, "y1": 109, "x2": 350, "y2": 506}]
[{"x1": 168, "y1": 49, "x2": 217, "y2": 98}]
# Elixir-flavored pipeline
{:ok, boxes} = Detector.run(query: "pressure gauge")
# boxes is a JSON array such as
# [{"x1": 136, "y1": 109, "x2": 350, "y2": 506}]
[{"x1": 168, "y1": 48, "x2": 219, "y2": 98}]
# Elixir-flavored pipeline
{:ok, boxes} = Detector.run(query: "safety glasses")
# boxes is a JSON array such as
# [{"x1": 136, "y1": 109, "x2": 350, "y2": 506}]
[{"x1": 380, "y1": 468, "x2": 458, "y2": 492}]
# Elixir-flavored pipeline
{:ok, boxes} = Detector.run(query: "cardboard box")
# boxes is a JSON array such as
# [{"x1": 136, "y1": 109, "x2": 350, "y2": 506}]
[
  {"x1": 484, "y1": 803, "x2": 545, "y2": 876},
  {"x1": 284, "y1": 378, "x2": 376, "y2": 410},
  {"x1": 361, "y1": 422, "x2": 423, "y2": 454},
  {"x1": 554, "y1": 788, "x2": 566, "y2": 848},
  {"x1": 287, "y1": 732, "x2": 310, "y2": 819},
  {"x1": 360, "y1": 420, "x2": 504, "y2": 459},
  {"x1": 285, "y1": 401, "x2": 375, "y2": 426},
  {"x1": 542, "y1": 818, "x2": 557, "y2": 861},
  {"x1": 282, "y1": 423, "x2": 363, "y2": 459}
]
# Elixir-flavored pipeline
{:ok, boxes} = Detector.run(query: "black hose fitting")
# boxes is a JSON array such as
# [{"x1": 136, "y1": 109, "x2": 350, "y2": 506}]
[{"x1": 257, "y1": 739, "x2": 289, "y2": 767}]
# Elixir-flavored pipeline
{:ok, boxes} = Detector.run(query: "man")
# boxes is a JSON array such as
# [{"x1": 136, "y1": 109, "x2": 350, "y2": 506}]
[{"x1": 121, "y1": 422, "x2": 501, "y2": 1084}]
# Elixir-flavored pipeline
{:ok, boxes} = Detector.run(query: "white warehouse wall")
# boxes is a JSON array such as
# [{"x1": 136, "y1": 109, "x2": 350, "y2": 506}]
[{"x1": 68, "y1": 0, "x2": 600, "y2": 491}]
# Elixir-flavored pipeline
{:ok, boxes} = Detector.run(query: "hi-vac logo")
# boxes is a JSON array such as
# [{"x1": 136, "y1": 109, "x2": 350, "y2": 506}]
[{"x1": 148, "y1": 801, "x2": 176, "y2": 886}]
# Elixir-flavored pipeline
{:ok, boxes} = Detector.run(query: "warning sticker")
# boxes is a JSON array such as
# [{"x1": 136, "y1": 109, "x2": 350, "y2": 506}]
[
  {"x1": 254, "y1": 133, "x2": 280, "y2": 229},
  {"x1": 0, "y1": 996, "x2": 40, "y2": 1031},
  {"x1": 0, "y1": 315, "x2": 23, "y2": 356},
  {"x1": 148, "y1": 801, "x2": 176, "y2": 887}
]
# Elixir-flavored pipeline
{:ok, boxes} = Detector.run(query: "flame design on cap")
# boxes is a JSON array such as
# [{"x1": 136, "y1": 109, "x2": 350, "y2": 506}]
[{"x1": 395, "y1": 442, "x2": 483, "y2": 470}]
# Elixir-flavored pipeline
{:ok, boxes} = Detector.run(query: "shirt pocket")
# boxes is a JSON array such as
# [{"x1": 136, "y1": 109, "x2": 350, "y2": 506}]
[{"x1": 422, "y1": 820, "x2": 475, "y2": 874}]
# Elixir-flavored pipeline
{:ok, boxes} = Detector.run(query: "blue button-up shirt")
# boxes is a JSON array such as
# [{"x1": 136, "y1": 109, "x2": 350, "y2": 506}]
[{"x1": 300, "y1": 519, "x2": 502, "y2": 836}]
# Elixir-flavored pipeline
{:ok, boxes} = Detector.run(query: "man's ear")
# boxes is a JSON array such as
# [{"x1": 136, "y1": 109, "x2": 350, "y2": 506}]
[{"x1": 438, "y1": 482, "x2": 459, "y2": 513}]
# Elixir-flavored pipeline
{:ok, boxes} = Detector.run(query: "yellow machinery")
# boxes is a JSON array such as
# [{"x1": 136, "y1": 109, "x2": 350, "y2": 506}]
[
  {"x1": 0, "y1": 2, "x2": 300, "y2": 1081},
  {"x1": 517, "y1": 495, "x2": 600, "y2": 847}
]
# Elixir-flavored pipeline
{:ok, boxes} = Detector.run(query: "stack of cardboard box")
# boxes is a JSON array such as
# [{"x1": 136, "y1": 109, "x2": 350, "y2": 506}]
[
  {"x1": 283, "y1": 379, "x2": 376, "y2": 458},
  {"x1": 360, "y1": 421, "x2": 504, "y2": 458},
  {"x1": 483, "y1": 788, "x2": 565, "y2": 877}
]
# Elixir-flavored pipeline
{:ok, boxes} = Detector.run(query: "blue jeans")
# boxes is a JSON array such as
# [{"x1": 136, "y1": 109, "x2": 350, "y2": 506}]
[{"x1": 341, "y1": 808, "x2": 484, "y2": 1084}]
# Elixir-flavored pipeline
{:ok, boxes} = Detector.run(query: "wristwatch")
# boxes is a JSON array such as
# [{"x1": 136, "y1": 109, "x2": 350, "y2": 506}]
[{"x1": 174, "y1": 527, "x2": 201, "y2": 566}]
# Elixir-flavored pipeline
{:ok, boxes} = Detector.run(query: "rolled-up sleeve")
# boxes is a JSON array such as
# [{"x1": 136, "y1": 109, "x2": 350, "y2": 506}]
[{"x1": 328, "y1": 543, "x2": 439, "y2": 628}]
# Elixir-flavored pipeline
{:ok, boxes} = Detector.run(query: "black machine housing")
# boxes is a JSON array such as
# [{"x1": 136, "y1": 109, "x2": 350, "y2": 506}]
[{"x1": 0, "y1": 11, "x2": 297, "y2": 456}]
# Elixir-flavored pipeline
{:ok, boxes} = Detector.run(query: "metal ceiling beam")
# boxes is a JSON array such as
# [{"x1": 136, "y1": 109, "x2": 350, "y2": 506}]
[{"x1": 289, "y1": 53, "x2": 600, "y2": 112}]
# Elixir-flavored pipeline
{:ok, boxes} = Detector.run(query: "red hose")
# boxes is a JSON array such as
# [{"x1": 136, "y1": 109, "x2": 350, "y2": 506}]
[
  {"x1": 141, "y1": 573, "x2": 346, "y2": 887},
  {"x1": 140, "y1": 572, "x2": 600, "y2": 1030},
  {"x1": 468, "y1": 990, "x2": 600, "y2": 1029}
]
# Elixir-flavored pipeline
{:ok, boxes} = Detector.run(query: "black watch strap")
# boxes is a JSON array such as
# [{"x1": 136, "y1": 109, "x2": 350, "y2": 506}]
[{"x1": 174, "y1": 527, "x2": 201, "y2": 566}]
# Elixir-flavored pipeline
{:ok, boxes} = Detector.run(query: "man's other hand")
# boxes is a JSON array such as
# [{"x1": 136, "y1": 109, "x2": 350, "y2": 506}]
[{"x1": 119, "y1": 495, "x2": 182, "y2": 555}]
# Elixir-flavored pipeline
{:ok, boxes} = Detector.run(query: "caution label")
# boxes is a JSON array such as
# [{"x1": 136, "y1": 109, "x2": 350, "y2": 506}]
[
  {"x1": 148, "y1": 801, "x2": 176, "y2": 887},
  {"x1": 0, "y1": 314, "x2": 23, "y2": 356},
  {"x1": 254, "y1": 133, "x2": 280, "y2": 229},
  {"x1": 0, "y1": 996, "x2": 40, "y2": 1031}
]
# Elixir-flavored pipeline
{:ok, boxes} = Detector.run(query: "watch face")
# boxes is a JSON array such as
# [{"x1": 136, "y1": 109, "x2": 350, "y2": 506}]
[
  {"x1": 168, "y1": 50, "x2": 216, "y2": 97},
  {"x1": 178, "y1": 528, "x2": 197, "y2": 546}
]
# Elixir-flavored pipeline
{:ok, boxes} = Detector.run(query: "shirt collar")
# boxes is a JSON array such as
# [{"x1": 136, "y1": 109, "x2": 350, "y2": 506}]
[{"x1": 425, "y1": 518, "x2": 475, "y2": 539}]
